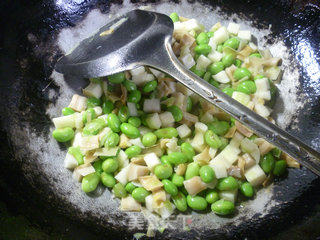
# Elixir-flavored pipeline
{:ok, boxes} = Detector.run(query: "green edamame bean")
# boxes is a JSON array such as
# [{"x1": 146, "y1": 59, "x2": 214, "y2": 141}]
[
  {"x1": 211, "y1": 199, "x2": 235, "y2": 215},
  {"x1": 62, "y1": 107, "x2": 75, "y2": 116},
  {"x1": 120, "y1": 123, "x2": 140, "y2": 138},
  {"x1": 271, "y1": 148, "x2": 282, "y2": 158},
  {"x1": 68, "y1": 146, "x2": 84, "y2": 165},
  {"x1": 190, "y1": 66, "x2": 206, "y2": 78},
  {"x1": 102, "y1": 100, "x2": 114, "y2": 114},
  {"x1": 142, "y1": 132, "x2": 157, "y2": 147},
  {"x1": 107, "y1": 113, "x2": 121, "y2": 132},
  {"x1": 125, "y1": 182, "x2": 137, "y2": 193},
  {"x1": 222, "y1": 53, "x2": 235, "y2": 67},
  {"x1": 102, "y1": 158, "x2": 118, "y2": 173},
  {"x1": 171, "y1": 173, "x2": 184, "y2": 187},
  {"x1": 216, "y1": 44, "x2": 223, "y2": 52},
  {"x1": 167, "y1": 105, "x2": 183, "y2": 122},
  {"x1": 81, "y1": 173, "x2": 100, "y2": 193},
  {"x1": 160, "y1": 155, "x2": 171, "y2": 165},
  {"x1": 113, "y1": 183, "x2": 127, "y2": 198},
  {"x1": 236, "y1": 80, "x2": 257, "y2": 94},
  {"x1": 235, "y1": 59, "x2": 242, "y2": 68},
  {"x1": 132, "y1": 187, "x2": 150, "y2": 203},
  {"x1": 222, "y1": 87, "x2": 235, "y2": 96},
  {"x1": 83, "y1": 118, "x2": 106, "y2": 136},
  {"x1": 204, "y1": 130, "x2": 222, "y2": 149},
  {"x1": 186, "y1": 97, "x2": 193, "y2": 112},
  {"x1": 167, "y1": 152, "x2": 187, "y2": 165},
  {"x1": 83, "y1": 108, "x2": 96, "y2": 124},
  {"x1": 187, "y1": 195, "x2": 207, "y2": 211},
  {"x1": 128, "y1": 116, "x2": 141, "y2": 128},
  {"x1": 108, "y1": 72, "x2": 125, "y2": 83},
  {"x1": 233, "y1": 67, "x2": 252, "y2": 80},
  {"x1": 240, "y1": 182, "x2": 254, "y2": 197},
  {"x1": 118, "y1": 106, "x2": 129, "y2": 123},
  {"x1": 196, "y1": 32, "x2": 209, "y2": 45},
  {"x1": 180, "y1": 186, "x2": 188, "y2": 196},
  {"x1": 101, "y1": 172, "x2": 116, "y2": 188},
  {"x1": 52, "y1": 127, "x2": 74, "y2": 142},
  {"x1": 125, "y1": 145, "x2": 142, "y2": 158},
  {"x1": 194, "y1": 44, "x2": 212, "y2": 55},
  {"x1": 154, "y1": 164, "x2": 173, "y2": 179},
  {"x1": 172, "y1": 192, "x2": 187, "y2": 212},
  {"x1": 128, "y1": 90, "x2": 141, "y2": 103},
  {"x1": 93, "y1": 159, "x2": 103, "y2": 175},
  {"x1": 208, "y1": 120, "x2": 230, "y2": 136},
  {"x1": 123, "y1": 79, "x2": 137, "y2": 92},
  {"x1": 199, "y1": 165, "x2": 215, "y2": 183},
  {"x1": 169, "y1": 12, "x2": 179, "y2": 23},
  {"x1": 217, "y1": 176, "x2": 238, "y2": 191},
  {"x1": 260, "y1": 153, "x2": 275, "y2": 174},
  {"x1": 219, "y1": 137, "x2": 228, "y2": 150},
  {"x1": 90, "y1": 77, "x2": 102, "y2": 84},
  {"x1": 266, "y1": 80, "x2": 277, "y2": 108},
  {"x1": 87, "y1": 97, "x2": 101, "y2": 108},
  {"x1": 162, "y1": 179, "x2": 178, "y2": 196},
  {"x1": 208, "y1": 62, "x2": 224, "y2": 75},
  {"x1": 273, "y1": 160, "x2": 287, "y2": 176},
  {"x1": 181, "y1": 142, "x2": 195, "y2": 162},
  {"x1": 209, "y1": 79, "x2": 220, "y2": 88},
  {"x1": 250, "y1": 53, "x2": 262, "y2": 58},
  {"x1": 203, "y1": 72, "x2": 211, "y2": 82},
  {"x1": 185, "y1": 162, "x2": 200, "y2": 180},
  {"x1": 104, "y1": 132, "x2": 120, "y2": 148},
  {"x1": 223, "y1": 37, "x2": 240, "y2": 50},
  {"x1": 154, "y1": 128, "x2": 178, "y2": 139},
  {"x1": 206, "y1": 31, "x2": 214, "y2": 38},
  {"x1": 143, "y1": 80, "x2": 158, "y2": 93},
  {"x1": 205, "y1": 190, "x2": 219, "y2": 204}
]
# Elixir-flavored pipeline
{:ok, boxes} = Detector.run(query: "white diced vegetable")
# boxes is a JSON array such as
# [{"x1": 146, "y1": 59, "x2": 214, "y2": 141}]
[
  {"x1": 191, "y1": 131, "x2": 206, "y2": 152},
  {"x1": 212, "y1": 70, "x2": 230, "y2": 83},
  {"x1": 248, "y1": 42, "x2": 258, "y2": 51},
  {"x1": 159, "y1": 112, "x2": 175, "y2": 127},
  {"x1": 127, "y1": 102, "x2": 138, "y2": 116},
  {"x1": 74, "y1": 163, "x2": 95, "y2": 177},
  {"x1": 83, "y1": 82, "x2": 103, "y2": 99},
  {"x1": 127, "y1": 163, "x2": 150, "y2": 181},
  {"x1": 93, "y1": 147, "x2": 119, "y2": 157},
  {"x1": 117, "y1": 150, "x2": 129, "y2": 169},
  {"x1": 68, "y1": 94, "x2": 87, "y2": 112},
  {"x1": 195, "y1": 122, "x2": 208, "y2": 133},
  {"x1": 74, "y1": 112, "x2": 84, "y2": 129},
  {"x1": 196, "y1": 55, "x2": 212, "y2": 71},
  {"x1": 212, "y1": 26, "x2": 229, "y2": 44},
  {"x1": 183, "y1": 19, "x2": 203, "y2": 32},
  {"x1": 156, "y1": 200, "x2": 176, "y2": 219},
  {"x1": 129, "y1": 137, "x2": 145, "y2": 149},
  {"x1": 209, "y1": 160, "x2": 227, "y2": 178},
  {"x1": 240, "y1": 138, "x2": 260, "y2": 163},
  {"x1": 208, "y1": 37, "x2": 217, "y2": 50},
  {"x1": 120, "y1": 196, "x2": 141, "y2": 212},
  {"x1": 244, "y1": 164, "x2": 266, "y2": 186},
  {"x1": 130, "y1": 66, "x2": 145, "y2": 76},
  {"x1": 145, "y1": 113, "x2": 162, "y2": 130},
  {"x1": 143, "y1": 98, "x2": 161, "y2": 113},
  {"x1": 177, "y1": 124, "x2": 192, "y2": 138},
  {"x1": 139, "y1": 175, "x2": 163, "y2": 191},
  {"x1": 200, "y1": 111, "x2": 214, "y2": 124},
  {"x1": 52, "y1": 114, "x2": 75, "y2": 129},
  {"x1": 227, "y1": 22, "x2": 240, "y2": 35},
  {"x1": 254, "y1": 103, "x2": 271, "y2": 118},
  {"x1": 183, "y1": 176, "x2": 207, "y2": 196},
  {"x1": 219, "y1": 189, "x2": 238, "y2": 203},
  {"x1": 208, "y1": 51, "x2": 223, "y2": 62},
  {"x1": 72, "y1": 131, "x2": 83, "y2": 148},
  {"x1": 145, "y1": 195, "x2": 154, "y2": 212},
  {"x1": 180, "y1": 53, "x2": 196, "y2": 69},
  {"x1": 79, "y1": 135, "x2": 100, "y2": 151},
  {"x1": 213, "y1": 144, "x2": 241, "y2": 168},
  {"x1": 64, "y1": 152, "x2": 78, "y2": 170},
  {"x1": 144, "y1": 153, "x2": 161, "y2": 171},
  {"x1": 238, "y1": 30, "x2": 251, "y2": 41},
  {"x1": 115, "y1": 165, "x2": 130, "y2": 185},
  {"x1": 93, "y1": 106, "x2": 102, "y2": 116},
  {"x1": 149, "y1": 68, "x2": 165, "y2": 79},
  {"x1": 255, "y1": 78, "x2": 271, "y2": 100},
  {"x1": 209, "y1": 147, "x2": 218, "y2": 158},
  {"x1": 193, "y1": 147, "x2": 211, "y2": 166},
  {"x1": 138, "y1": 126, "x2": 152, "y2": 135},
  {"x1": 232, "y1": 91, "x2": 251, "y2": 106}
]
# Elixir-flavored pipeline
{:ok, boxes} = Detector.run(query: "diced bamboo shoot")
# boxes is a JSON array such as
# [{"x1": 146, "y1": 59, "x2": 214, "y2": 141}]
[
  {"x1": 244, "y1": 164, "x2": 266, "y2": 186},
  {"x1": 183, "y1": 176, "x2": 207, "y2": 196},
  {"x1": 144, "y1": 153, "x2": 161, "y2": 171},
  {"x1": 69, "y1": 94, "x2": 87, "y2": 112},
  {"x1": 120, "y1": 196, "x2": 141, "y2": 212},
  {"x1": 83, "y1": 82, "x2": 103, "y2": 99}
]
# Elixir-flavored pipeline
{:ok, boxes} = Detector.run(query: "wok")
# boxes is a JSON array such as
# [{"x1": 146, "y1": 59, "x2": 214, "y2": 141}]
[{"x1": 0, "y1": 0, "x2": 320, "y2": 239}]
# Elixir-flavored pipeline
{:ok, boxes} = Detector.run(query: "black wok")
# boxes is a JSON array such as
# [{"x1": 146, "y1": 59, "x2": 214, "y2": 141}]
[{"x1": 1, "y1": 0, "x2": 320, "y2": 239}]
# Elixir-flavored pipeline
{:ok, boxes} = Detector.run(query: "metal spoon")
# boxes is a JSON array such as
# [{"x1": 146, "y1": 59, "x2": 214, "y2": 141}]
[{"x1": 55, "y1": 9, "x2": 320, "y2": 175}]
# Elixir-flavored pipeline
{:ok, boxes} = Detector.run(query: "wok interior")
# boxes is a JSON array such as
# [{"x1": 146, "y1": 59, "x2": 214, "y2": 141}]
[{"x1": 1, "y1": 0, "x2": 320, "y2": 239}]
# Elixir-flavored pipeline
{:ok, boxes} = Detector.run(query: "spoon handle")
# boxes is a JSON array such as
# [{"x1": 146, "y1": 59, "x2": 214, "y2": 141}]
[{"x1": 145, "y1": 38, "x2": 320, "y2": 176}]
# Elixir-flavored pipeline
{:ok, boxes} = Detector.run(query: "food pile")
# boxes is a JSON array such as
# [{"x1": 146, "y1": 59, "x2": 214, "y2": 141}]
[{"x1": 51, "y1": 12, "x2": 299, "y2": 218}]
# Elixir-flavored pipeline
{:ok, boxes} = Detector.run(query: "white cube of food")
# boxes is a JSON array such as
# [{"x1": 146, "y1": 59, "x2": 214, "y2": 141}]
[
  {"x1": 132, "y1": 72, "x2": 147, "y2": 86},
  {"x1": 209, "y1": 160, "x2": 227, "y2": 179},
  {"x1": 129, "y1": 137, "x2": 145, "y2": 149},
  {"x1": 219, "y1": 189, "x2": 238, "y2": 203},
  {"x1": 117, "y1": 150, "x2": 129, "y2": 169},
  {"x1": 64, "y1": 152, "x2": 78, "y2": 170},
  {"x1": 208, "y1": 51, "x2": 223, "y2": 62},
  {"x1": 184, "y1": 19, "x2": 203, "y2": 32},
  {"x1": 83, "y1": 82, "x2": 103, "y2": 99},
  {"x1": 74, "y1": 112, "x2": 84, "y2": 129},
  {"x1": 145, "y1": 73, "x2": 155, "y2": 82},
  {"x1": 232, "y1": 91, "x2": 251, "y2": 106},
  {"x1": 127, "y1": 102, "x2": 138, "y2": 116},
  {"x1": 145, "y1": 113, "x2": 162, "y2": 129},
  {"x1": 52, "y1": 114, "x2": 75, "y2": 129},
  {"x1": 72, "y1": 131, "x2": 83, "y2": 147},
  {"x1": 177, "y1": 124, "x2": 192, "y2": 138},
  {"x1": 191, "y1": 132, "x2": 206, "y2": 152},
  {"x1": 200, "y1": 111, "x2": 214, "y2": 124},
  {"x1": 180, "y1": 53, "x2": 196, "y2": 69},
  {"x1": 130, "y1": 66, "x2": 145, "y2": 76},
  {"x1": 212, "y1": 70, "x2": 230, "y2": 83},
  {"x1": 195, "y1": 122, "x2": 208, "y2": 133},
  {"x1": 196, "y1": 55, "x2": 212, "y2": 71},
  {"x1": 248, "y1": 42, "x2": 258, "y2": 51},
  {"x1": 143, "y1": 98, "x2": 161, "y2": 113},
  {"x1": 93, "y1": 106, "x2": 102, "y2": 116},
  {"x1": 120, "y1": 196, "x2": 141, "y2": 212},
  {"x1": 238, "y1": 30, "x2": 251, "y2": 41},
  {"x1": 244, "y1": 164, "x2": 266, "y2": 186},
  {"x1": 149, "y1": 67, "x2": 165, "y2": 79},
  {"x1": 145, "y1": 194, "x2": 154, "y2": 212},
  {"x1": 212, "y1": 26, "x2": 229, "y2": 44},
  {"x1": 115, "y1": 165, "x2": 130, "y2": 185},
  {"x1": 254, "y1": 103, "x2": 271, "y2": 118},
  {"x1": 159, "y1": 112, "x2": 175, "y2": 127},
  {"x1": 183, "y1": 176, "x2": 207, "y2": 196},
  {"x1": 69, "y1": 94, "x2": 87, "y2": 112},
  {"x1": 144, "y1": 153, "x2": 161, "y2": 171},
  {"x1": 208, "y1": 37, "x2": 217, "y2": 50},
  {"x1": 227, "y1": 22, "x2": 240, "y2": 35}
]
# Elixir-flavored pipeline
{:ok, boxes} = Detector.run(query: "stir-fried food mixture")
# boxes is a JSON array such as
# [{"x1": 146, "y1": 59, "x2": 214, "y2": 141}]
[{"x1": 52, "y1": 12, "x2": 299, "y2": 218}]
